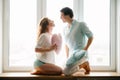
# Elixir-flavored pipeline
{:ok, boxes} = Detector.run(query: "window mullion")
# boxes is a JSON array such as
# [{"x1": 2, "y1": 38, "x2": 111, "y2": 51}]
[
  {"x1": 116, "y1": 0, "x2": 120, "y2": 73},
  {"x1": 73, "y1": 0, "x2": 84, "y2": 21},
  {"x1": 37, "y1": 0, "x2": 46, "y2": 24},
  {"x1": 110, "y1": 0, "x2": 116, "y2": 71},
  {"x1": 0, "y1": 0, "x2": 3, "y2": 73},
  {"x1": 3, "y1": 0, "x2": 10, "y2": 72}
]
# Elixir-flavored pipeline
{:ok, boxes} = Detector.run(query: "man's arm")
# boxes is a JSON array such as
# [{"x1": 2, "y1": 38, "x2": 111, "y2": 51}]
[
  {"x1": 65, "y1": 45, "x2": 69, "y2": 58},
  {"x1": 84, "y1": 37, "x2": 93, "y2": 50}
]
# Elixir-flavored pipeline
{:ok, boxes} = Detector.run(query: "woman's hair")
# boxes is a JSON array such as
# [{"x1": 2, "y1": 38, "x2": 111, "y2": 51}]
[
  {"x1": 37, "y1": 17, "x2": 49, "y2": 40},
  {"x1": 60, "y1": 7, "x2": 74, "y2": 18}
]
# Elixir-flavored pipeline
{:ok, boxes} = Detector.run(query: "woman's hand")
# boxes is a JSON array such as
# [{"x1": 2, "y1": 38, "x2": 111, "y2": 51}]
[
  {"x1": 35, "y1": 44, "x2": 57, "y2": 52},
  {"x1": 50, "y1": 44, "x2": 57, "y2": 51}
]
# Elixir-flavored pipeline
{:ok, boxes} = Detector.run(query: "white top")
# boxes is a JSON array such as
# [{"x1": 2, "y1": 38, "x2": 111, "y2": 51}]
[{"x1": 35, "y1": 33, "x2": 55, "y2": 64}]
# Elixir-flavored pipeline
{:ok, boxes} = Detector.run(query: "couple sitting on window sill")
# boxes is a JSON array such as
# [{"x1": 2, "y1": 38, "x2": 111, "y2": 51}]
[{"x1": 31, "y1": 7, "x2": 93, "y2": 76}]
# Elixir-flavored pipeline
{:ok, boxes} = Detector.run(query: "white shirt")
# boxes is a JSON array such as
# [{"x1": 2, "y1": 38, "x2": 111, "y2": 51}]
[
  {"x1": 35, "y1": 33, "x2": 55, "y2": 64},
  {"x1": 63, "y1": 20, "x2": 93, "y2": 57}
]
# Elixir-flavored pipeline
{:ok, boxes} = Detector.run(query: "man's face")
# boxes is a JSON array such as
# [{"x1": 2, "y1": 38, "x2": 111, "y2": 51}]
[{"x1": 60, "y1": 12, "x2": 67, "y2": 23}]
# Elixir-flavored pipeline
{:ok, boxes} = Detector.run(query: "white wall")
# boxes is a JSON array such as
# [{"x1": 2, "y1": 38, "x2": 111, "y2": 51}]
[
  {"x1": 0, "y1": 0, "x2": 3, "y2": 73},
  {"x1": 117, "y1": 0, "x2": 120, "y2": 73}
]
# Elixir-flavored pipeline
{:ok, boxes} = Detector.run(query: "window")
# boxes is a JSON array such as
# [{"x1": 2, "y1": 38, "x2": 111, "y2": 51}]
[
  {"x1": 3, "y1": 0, "x2": 37, "y2": 71},
  {"x1": 84, "y1": 0, "x2": 110, "y2": 66},
  {"x1": 9, "y1": 0, "x2": 36, "y2": 67},
  {"x1": 83, "y1": 0, "x2": 115, "y2": 71},
  {"x1": 3, "y1": 0, "x2": 116, "y2": 71}
]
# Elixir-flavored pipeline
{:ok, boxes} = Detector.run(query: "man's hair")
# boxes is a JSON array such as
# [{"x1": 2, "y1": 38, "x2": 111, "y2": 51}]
[{"x1": 60, "y1": 7, "x2": 74, "y2": 18}]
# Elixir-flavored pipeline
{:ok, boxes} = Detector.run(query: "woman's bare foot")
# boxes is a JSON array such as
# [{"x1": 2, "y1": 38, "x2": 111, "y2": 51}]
[
  {"x1": 30, "y1": 68, "x2": 42, "y2": 75},
  {"x1": 61, "y1": 73, "x2": 65, "y2": 76},
  {"x1": 79, "y1": 61, "x2": 90, "y2": 74},
  {"x1": 31, "y1": 70, "x2": 39, "y2": 75}
]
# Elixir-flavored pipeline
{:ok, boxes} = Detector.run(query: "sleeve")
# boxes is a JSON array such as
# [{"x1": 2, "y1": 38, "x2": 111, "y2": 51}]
[
  {"x1": 35, "y1": 34, "x2": 49, "y2": 48},
  {"x1": 80, "y1": 22, "x2": 93, "y2": 38}
]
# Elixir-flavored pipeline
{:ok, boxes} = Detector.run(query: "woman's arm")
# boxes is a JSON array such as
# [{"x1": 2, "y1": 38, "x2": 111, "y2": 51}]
[{"x1": 35, "y1": 44, "x2": 56, "y2": 53}]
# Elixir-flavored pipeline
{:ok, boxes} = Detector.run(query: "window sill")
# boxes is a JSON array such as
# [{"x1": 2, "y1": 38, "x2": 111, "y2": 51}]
[{"x1": 0, "y1": 72, "x2": 120, "y2": 80}]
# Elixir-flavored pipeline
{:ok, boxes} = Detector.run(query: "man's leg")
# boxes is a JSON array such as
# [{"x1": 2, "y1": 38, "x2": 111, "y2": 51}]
[
  {"x1": 79, "y1": 61, "x2": 90, "y2": 74},
  {"x1": 63, "y1": 65, "x2": 79, "y2": 76}
]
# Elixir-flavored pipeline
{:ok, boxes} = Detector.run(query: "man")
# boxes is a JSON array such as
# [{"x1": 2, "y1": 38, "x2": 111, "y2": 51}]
[{"x1": 60, "y1": 7, "x2": 93, "y2": 75}]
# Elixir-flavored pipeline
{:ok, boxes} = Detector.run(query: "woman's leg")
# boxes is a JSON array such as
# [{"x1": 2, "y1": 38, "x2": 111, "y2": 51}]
[
  {"x1": 31, "y1": 67, "x2": 43, "y2": 75},
  {"x1": 31, "y1": 59, "x2": 45, "y2": 75},
  {"x1": 31, "y1": 63, "x2": 63, "y2": 75}
]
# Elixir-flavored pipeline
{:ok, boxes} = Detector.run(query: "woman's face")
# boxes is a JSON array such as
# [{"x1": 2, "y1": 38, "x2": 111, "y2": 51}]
[{"x1": 47, "y1": 20, "x2": 55, "y2": 33}]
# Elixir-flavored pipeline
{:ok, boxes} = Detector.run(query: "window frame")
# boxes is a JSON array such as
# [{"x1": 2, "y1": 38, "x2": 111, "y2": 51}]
[{"x1": 3, "y1": 0, "x2": 116, "y2": 72}]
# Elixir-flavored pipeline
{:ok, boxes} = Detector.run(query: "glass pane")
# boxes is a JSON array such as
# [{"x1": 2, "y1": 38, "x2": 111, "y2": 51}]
[
  {"x1": 10, "y1": 0, "x2": 37, "y2": 67},
  {"x1": 46, "y1": 0, "x2": 73, "y2": 68},
  {"x1": 84, "y1": 0, "x2": 110, "y2": 66}
]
